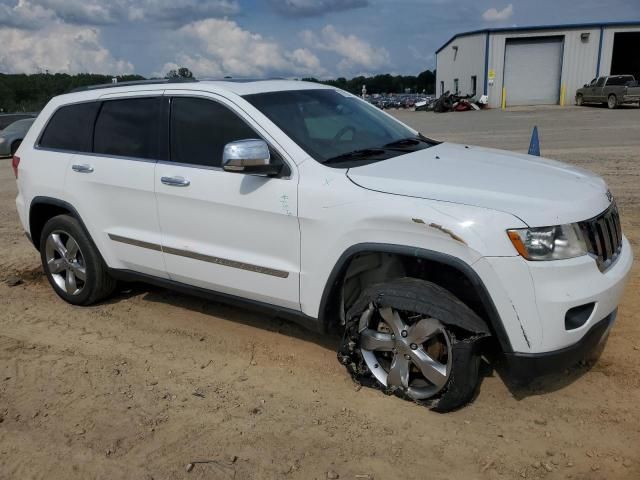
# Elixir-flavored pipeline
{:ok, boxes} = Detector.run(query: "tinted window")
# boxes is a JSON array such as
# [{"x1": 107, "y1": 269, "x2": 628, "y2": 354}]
[
  {"x1": 94, "y1": 97, "x2": 163, "y2": 160},
  {"x1": 39, "y1": 102, "x2": 99, "y2": 152},
  {"x1": 596, "y1": 77, "x2": 606, "y2": 87},
  {"x1": 606, "y1": 75, "x2": 634, "y2": 86},
  {"x1": 170, "y1": 97, "x2": 259, "y2": 168}
]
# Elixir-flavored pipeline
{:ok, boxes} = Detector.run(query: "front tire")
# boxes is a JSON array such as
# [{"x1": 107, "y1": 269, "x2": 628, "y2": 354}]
[
  {"x1": 575, "y1": 94, "x2": 584, "y2": 106},
  {"x1": 40, "y1": 215, "x2": 116, "y2": 306},
  {"x1": 339, "y1": 278, "x2": 486, "y2": 412}
]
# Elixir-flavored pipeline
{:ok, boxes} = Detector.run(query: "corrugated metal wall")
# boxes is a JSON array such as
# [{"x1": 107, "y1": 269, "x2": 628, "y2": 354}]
[
  {"x1": 487, "y1": 28, "x2": 600, "y2": 108},
  {"x1": 435, "y1": 33, "x2": 485, "y2": 98}
]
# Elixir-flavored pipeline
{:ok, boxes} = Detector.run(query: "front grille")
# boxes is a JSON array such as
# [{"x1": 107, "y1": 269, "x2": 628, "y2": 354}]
[{"x1": 579, "y1": 203, "x2": 623, "y2": 272}]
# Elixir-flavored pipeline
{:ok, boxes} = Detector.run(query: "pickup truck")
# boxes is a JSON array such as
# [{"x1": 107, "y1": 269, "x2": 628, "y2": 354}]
[{"x1": 576, "y1": 75, "x2": 640, "y2": 109}]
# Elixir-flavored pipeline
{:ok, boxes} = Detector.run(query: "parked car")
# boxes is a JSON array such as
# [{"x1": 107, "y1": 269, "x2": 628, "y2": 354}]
[
  {"x1": 576, "y1": 75, "x2": 640, "y2": 108},
  {"x1": 0, "y1": 113, "x2": 37, "y2": 130},
  {"x1": 0, "y1": 118, "x2": 35, "y2": 158},
  {"x1": 13, "y1": 79, "x2": 633, "y2": 411}
]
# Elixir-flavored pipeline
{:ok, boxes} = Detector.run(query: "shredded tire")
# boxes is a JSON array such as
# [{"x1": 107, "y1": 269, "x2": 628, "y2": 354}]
[{"x1": 338, "y1": 277, "x2": 489, "y2": 412}]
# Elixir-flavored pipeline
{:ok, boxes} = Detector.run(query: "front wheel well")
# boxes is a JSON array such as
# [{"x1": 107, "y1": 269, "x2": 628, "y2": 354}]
[{"x1": 319, "y1": 246, "x2": 512, "y2": 353}]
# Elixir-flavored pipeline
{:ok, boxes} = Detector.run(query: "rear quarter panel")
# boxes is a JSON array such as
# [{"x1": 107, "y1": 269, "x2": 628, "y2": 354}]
[{"x1": 15, "y1": 92, "x2": 97, "y2": 238}]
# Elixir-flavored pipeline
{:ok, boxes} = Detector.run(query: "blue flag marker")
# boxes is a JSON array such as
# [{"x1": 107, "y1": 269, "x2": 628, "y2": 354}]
[{"x1": 528, "y1": 126, "x2": 540, "y2": 156}]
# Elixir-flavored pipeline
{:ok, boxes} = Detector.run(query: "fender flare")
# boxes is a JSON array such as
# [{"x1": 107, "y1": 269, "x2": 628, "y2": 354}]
[
  {"x1": 317, "y1": 243, "x2": 513, "y2": 353},
  {"x1": 29, "y1": 196, "x2": 91, "y2": 250}
]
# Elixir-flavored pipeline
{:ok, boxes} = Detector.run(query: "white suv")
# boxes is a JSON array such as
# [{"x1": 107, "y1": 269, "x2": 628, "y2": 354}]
[{"x1": 13, "y1": 79, "x2": 633, "y2": 411}]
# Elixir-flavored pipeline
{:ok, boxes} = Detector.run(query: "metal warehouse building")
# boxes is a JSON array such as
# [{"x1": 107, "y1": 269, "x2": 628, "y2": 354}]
[{"x1": 435, "y1": 21, "x2": 640, "y2": 108}]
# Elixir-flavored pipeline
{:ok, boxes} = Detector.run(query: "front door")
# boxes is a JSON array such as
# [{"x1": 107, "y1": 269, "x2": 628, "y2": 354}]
[{"x1": 155, "y1": 93, "x2": 300, "y2": 310}]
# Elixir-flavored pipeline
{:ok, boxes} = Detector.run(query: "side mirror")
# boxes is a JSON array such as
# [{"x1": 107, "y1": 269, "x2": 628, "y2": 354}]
[{"x1": 222, "y1": 139, "x2": 281, "y2": 176}]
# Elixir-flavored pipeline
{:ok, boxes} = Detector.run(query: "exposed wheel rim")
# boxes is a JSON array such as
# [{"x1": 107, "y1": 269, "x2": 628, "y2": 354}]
[
  {"x1": 608, "y1": 96, "x2": 616, "y2": 108},
  {"x1": 359, "y1": 305, "x2": 452, "y2": 400},
  {"x1": 45, "y1": 230, "x2": 87, "y2": 296}
]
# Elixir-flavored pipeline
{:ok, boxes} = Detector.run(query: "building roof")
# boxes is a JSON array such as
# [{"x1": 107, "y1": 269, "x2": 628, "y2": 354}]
[{"x1": 436, "y1": 21, "x2": 640, "y2": 54}]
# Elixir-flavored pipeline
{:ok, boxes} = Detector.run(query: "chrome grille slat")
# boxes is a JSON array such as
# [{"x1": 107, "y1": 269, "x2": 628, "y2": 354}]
[
  {"x1": 599, "y1": 218, "x2": 611, "y2": 262},
  {"x1": 579, "y1": 203, "x2": 622, "y2": 272}
]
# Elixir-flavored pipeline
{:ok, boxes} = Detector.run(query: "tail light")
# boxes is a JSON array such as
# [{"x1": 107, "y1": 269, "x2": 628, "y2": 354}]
[{"x1": 11, "y1": 155, "x2": 20, "y2": 179}]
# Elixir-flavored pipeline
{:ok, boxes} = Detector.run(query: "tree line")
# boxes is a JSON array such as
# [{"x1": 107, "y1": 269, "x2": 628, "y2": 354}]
[
  {"x1": 0, "y1": 73, "x2": 145, "y2": 113},
  {"x1": 0, "y1": 69, "x2": 436, "y2": 113},
  {"x1": 305, "y1": 70, "x2": 436, "y2": 96}
]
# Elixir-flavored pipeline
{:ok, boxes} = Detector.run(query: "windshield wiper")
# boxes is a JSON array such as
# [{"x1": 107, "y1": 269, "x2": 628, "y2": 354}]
[
  {"x1": 323, "y1": 148, "x2": 388, "y2": 164},
  {"x1": 383, "y1": 136, "x2": 432, "y2": 148}
]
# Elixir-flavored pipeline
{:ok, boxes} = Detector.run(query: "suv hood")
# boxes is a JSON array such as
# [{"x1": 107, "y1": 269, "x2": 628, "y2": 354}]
[{"x1": 346, "y1": 143, "x2": 611, "y2": 226}]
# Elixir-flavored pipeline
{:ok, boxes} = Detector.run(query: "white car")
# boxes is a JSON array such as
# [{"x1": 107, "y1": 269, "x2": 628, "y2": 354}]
[{"x1": 13, "y1": 79, "x2": 633, "y2": 411}]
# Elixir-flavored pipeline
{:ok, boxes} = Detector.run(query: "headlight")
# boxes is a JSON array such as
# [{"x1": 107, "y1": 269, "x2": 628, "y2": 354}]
[{"x1": 507, "y1": 224, "x2": 587, "y2": 260}]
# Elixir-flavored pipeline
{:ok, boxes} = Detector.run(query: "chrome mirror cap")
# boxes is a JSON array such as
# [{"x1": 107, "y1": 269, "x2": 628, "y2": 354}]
[{"x1": 223, "y1": 139, "x2": 270, "y2": 171}]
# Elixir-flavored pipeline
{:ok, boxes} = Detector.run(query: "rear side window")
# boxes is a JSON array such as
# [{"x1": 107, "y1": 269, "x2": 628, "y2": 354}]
[
  {"x1": 170, "y1": 97, "x2": 258, "y2": 168},
  {"x1": 39, "y1": 102, "x2": 100, "y2": 152},
  {"x1": 94, "y1": 97, "x2": 163, "y2": 160},
  {"x1": 606, "y1": 76, "x2": 634, "y2": 86}
]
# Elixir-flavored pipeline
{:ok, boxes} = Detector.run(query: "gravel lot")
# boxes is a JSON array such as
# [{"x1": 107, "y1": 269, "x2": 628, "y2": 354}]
[{"x1": 1, "y1": 105, "x2": 639, "y2": 480}]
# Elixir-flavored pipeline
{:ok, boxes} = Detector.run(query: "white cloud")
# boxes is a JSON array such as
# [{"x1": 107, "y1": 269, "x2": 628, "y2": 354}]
[
  {"x1": 301, "y1": 25, "x2": 390, "y2": 73},
  {"x1": 270, "y1": 0, "x2": 369, "y2": 17},
  {"x1": 286, "y1": 48, "x2": 322, "y2": 72},
  {"x1": 0, "y1": 0, "x2": 57, "y2": 29},
  {"x1": 127, "y1": 0, "x2": 240, "y2": 23},
  {"x1": 0, "y1": 23, "x2": 133, "y2": 74},
  {"x1": 156, "y1": 18, "x2": 325, "y2": 78},
  {"x1": 482, "y1": 4, "x2": 513, "y2": 22},
  {"x1": 0, "y1": 0, "x2": 241, "y2": 27}
]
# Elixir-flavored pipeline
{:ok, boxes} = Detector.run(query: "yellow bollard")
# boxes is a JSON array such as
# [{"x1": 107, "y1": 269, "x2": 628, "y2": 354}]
[
  {"x1": 501, "y1": 87, "x2": 506, "y2": 110},
  {"x1": 560, "y1": 84, "x2": 566, "y2": 106}
]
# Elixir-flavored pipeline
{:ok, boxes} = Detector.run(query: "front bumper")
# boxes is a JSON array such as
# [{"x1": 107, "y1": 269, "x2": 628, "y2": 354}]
[
  {"x1": 504, "y1": 310, "x2": 615, "y2": 379},
  {"x1": 481, "y1": 235, "x2": 632, "y2": 355}
]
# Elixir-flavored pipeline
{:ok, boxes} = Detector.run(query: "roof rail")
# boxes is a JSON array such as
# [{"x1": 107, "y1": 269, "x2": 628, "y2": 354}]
[
  {"x1": 69, "y1": 77, "x2": 198, "y2": 93},
  {"x1": 197, "y1": 77, "x2": 288, "y2": 83}
]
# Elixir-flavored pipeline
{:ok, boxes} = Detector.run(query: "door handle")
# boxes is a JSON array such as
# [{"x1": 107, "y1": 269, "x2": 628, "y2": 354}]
[
  {"x1": 72, "y1": 164, "x2": 94, "y2": 173},
  {"x1": 161, "y1": 176, "x2": 190, "y2": 187}
]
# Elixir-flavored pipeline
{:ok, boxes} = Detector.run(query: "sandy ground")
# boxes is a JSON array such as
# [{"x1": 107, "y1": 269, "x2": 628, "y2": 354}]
[{"x1": 1, "y1": 106, "x2": 639, "y2": 480}]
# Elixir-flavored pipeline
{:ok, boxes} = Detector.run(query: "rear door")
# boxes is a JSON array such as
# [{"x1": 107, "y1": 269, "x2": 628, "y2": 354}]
[
  {"x1": 63, "y1": 91, "x2": 168, "y2": 278},
  {"x1": 155, "y1": 92, "x2": 300, "y2": 309}
]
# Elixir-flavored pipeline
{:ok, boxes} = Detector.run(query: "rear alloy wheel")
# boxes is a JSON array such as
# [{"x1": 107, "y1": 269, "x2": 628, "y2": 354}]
[
  {"x1": 45, "y1": 230, "x2": 87, "y2": 296},
  {"x1": 40, "y1": 214, "x2": 116, "y2": 305},
  {"x1": 607, "y1": 94, "x2": 617, "y2": 109},
  {"x1": 575, "y1": 94, "x2": 584, "y2": 106},
  {"x1": 359, "y1": 305, "x2": 452, "y2": 400}
]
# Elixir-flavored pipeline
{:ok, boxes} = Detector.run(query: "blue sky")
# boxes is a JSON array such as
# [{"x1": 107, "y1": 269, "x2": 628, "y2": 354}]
[{"x1": 0, "y1": 0, "x2": 638, "y2": 78}]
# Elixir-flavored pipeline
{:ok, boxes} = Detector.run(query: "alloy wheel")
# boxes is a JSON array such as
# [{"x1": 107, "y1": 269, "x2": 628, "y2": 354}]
[
  {"x1": 359, "y1": 305, "x2": 452, "y2": 400},
  {"x1": 44, "y1": 230, "x2": 87, "y2": 296}
]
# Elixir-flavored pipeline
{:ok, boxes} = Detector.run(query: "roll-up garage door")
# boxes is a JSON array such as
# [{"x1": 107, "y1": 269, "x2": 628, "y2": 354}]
[{"x1": 504, "y1": 37, "x2": 564, "y2": 106}]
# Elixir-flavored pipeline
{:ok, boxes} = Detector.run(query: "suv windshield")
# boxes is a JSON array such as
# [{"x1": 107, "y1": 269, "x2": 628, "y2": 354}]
[{"x1": 244, "y1": 89, "x2": 434, "y2": 167}]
